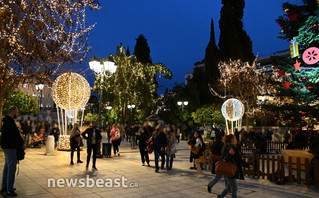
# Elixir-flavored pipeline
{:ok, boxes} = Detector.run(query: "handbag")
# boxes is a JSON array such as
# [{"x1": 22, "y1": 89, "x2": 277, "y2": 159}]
[
  {"x1": 146, "y1": 137, "x2": 154, "y2": 153},
  {"x1": 215, "y1": 160, "x2": 237, "y2": 177},
  {"x1": 171, "y1": 144, "x2": 177, "y2": 154},
  {"x1": 17, "y1": 146, "x2": 25, "y2": 161},
  {"x1": 191, "y1": 145, "x2": 200, "y2": 155}
]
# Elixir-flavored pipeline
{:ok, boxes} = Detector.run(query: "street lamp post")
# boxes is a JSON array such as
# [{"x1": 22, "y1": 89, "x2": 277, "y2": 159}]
[
  {"x1": 127, "y1": 104, "x2": 135, "y2": 124},
  {"x1": 106, "y1": 105, "x2": 112, "y2": 125},
  {"x1": 89, "y1": 58, "x2": 117, "y2": 131},
  {"x1": 177, "y1": 101, "x2": 188, "y2": 139},
  {"x1": 35, "y1": 84, "x2": 44, "y2": 124}
]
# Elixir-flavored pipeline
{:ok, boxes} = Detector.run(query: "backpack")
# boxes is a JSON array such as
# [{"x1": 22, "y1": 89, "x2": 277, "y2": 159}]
[{"x1": 115, "y1": 130, "x2": 121, "y2": 139}]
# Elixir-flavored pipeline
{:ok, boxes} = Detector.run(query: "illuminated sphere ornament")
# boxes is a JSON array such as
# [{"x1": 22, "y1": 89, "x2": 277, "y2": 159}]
[
  {"x1": 52, "y1": 72, "x2": 91, "y2": 111},
  {"x1": 221, "y1": 98, "x2": 245, "y2": 121}
]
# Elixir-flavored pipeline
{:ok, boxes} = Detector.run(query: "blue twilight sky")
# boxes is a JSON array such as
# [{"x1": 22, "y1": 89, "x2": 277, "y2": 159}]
[{"x1": 76, "y1": 0, "x2": 292, "y2": 93}]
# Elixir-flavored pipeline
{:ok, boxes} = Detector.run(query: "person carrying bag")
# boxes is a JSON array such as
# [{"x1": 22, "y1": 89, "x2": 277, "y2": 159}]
[{"x1": 216, "y1": 134, "x2": 253, "y2": 198}]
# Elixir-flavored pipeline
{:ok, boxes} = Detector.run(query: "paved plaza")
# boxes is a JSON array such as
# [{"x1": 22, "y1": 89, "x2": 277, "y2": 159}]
[{"x1": 0, "y1": 141, "x2": 319, "y2": 198}]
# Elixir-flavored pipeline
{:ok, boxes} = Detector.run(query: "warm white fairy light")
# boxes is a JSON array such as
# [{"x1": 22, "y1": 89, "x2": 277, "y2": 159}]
[
  {"x1": 210, "y1": 59, "x2": 273, "y2": 116},
  {"x1": 52, "y1": 72, "x2": 91, "y2": 111},
  {"x1": 221, "y1": 98, "x2": 245, "y2": 121},
  {"x1": 0, "y1": 1, "x2": 100, "y2": 98}
]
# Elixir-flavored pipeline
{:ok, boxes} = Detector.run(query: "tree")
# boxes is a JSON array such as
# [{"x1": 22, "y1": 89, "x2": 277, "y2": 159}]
[
  {"x1": 204, "y1": 19, "x2": 219, "y2": 84},
  {"x1": 266, "y1": 1, "x2": 319, "y2": 128},
  {"x1": 3, "y1": 91, "x2": 38, "y2": 116},
  {"x1": 0, "y1": 0, "x2": 100, "y2": 127},
  {"x1": 134, "y1": 34, "x2": 152, "y2": 64},
  {"x1": 191, "y1": 104, "x2": 225, "y2": 127},
  {"x1": 160, "y1": 82, "x2": 200, "y2": 126},
  {"x1": 218, "y1": 0, "x2": 254, "y2": 63},
  {"x1": 276, "y1": 0, "x2": 317, "y2": 41},
  {"x1": 84, "y1": 113, "x2": 99, "y2": 122},
  {"x1": 189, "y1": 65, "x2": 213, "y2": 105},
  {"x1": 134, "y1": 34, "x2": 160, "y2": 97},
  {"x1": 210, "y1": 60, "x2": 271, "y2": 124},
  {"x1": 93, "y1": 45, "x2": 172, "y2": 123}
]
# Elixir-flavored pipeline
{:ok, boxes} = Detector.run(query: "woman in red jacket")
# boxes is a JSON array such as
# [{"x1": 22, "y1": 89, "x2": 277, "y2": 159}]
[{"x1": 110, "y1": 124, "x2": 121, "y2": 156}]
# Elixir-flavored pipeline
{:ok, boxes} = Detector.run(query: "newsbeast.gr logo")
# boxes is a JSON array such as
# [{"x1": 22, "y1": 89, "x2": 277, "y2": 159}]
[{"x1": 47, "y1": 175, "x2": 138, "y2": 188}]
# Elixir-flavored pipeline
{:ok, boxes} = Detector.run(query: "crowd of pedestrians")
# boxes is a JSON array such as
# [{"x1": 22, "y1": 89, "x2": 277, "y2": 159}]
[{"x1": 1, "y1": 106, "x2": 318, "y2": 197}]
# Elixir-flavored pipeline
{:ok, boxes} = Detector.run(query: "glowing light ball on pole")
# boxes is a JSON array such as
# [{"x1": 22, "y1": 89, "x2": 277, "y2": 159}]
[
  {"x1": 52, "y1": 72, "x2": 91, "y2": 150},
  {"x1": 221, "y1": 98, "x2": 245, "y2": 135}
]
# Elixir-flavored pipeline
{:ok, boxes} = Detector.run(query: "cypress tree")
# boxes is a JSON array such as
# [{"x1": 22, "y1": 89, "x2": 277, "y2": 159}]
[
  {"x1": 134, "y1": 34, "x2": 152, "y2": 64},
  {"x1": 204, "y1": 19, "x2": 219, "y2": 84},
  {"x1": 218, "y1": 0, "x2": 254, "y2": 62}
]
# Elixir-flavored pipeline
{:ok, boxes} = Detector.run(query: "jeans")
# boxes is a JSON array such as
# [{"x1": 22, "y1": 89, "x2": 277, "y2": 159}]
[
  {"x1": 139, "y1": 147, "x2": 149, "y2": 164},
  {"x1": 25, "y1": 134, "x2": 31, "y2": 147},
  {"x1": 2, "y1": 149, "x2": 17, "y2": 192},
  {"x1": 131, "y1": 136, "x2": 136, "y2": 147},
  {"x1": 208, "y1": 174, "x2": 227, "y2": 189},
  {"x1": 86, "y1": 144, "x2": 97, "y2": 167},
  {"x1": 166, "y1": 154, "x2": 174, "y2": 170},
  {"x1": 71, "y1": 146, "x2": 81, "y2": 162},
  {"x1": 112, "y1": 140, "x2": 120, "y2": 155},
  {"x1": 154, "y1": 151, "x2": 165, "y2": 170},
  {"x1": 218, "y1": 177, "x2": 237, "y2": 198}
]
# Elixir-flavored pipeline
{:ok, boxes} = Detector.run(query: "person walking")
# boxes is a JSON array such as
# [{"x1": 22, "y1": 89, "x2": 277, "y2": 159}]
[
  {"x1": 1, "y1": 107, "x2": 25, "y2": 196},
  {"x1": 153, "y1": 126, "x2": 167, "y2": 173},
  {"x1": 49, "y1": 123, "x2": 60, "y2": 148},
  {"x1": 164, "y1": 126, "x2": 176, "y2": 171},
  {"x1": 70, "y1": 123, "x2": 83, "y2": 165},
  {"x1": 23, "y1": 120, "x2": 33, "y2": 148},
  {"x1": 130, "y1": 124, "x2": 139, "y2": 149},
  {"x1": 217, "y1": 134, "x2": 253, "y2": 198},
  {"x1": 207, "y1": 133, "x2": 225, "y2": 193},
  {"x1": 136, "y1": 124, "x2": 150, "y2": 166},
  {"x1": 110, "y1": 124, "x2": 121, "y2": 156},
  {"x1": 174, "y1": 125, "x2": 180, "y2": 143},
  {"x1": 82, "y1": 122, "x2": 102, "y2": 170},
  {"x1": 188, "y1": 130, "x2": 204, "y2": 177}
]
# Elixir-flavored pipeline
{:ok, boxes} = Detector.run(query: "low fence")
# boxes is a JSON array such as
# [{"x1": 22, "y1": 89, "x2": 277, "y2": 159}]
[
  {"x1": 202, "y1": 148, "x2": 319, "y2": 188},
  {"x1": 241, "y1": 141, "x2": 288, "y2": 153},
  {"x1": 206, "y1": 140, "x2": 310, "y2": 154}
]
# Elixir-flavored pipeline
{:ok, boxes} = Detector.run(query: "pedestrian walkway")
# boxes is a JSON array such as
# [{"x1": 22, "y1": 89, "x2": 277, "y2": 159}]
[{"x1": 0, "y1": 141, "x2": 318, "y2": 197}]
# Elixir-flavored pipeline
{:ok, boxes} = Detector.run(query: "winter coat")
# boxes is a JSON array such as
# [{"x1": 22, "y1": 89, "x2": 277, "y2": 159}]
[
  {"x1": 165, "y1": 131, "x2": 176, "y2": 154},
  {"x1": 110, "y1": 127, "x2": 121, "y2": 141},
  {"x1": 1, "y1": 117, "x2": 24, "y2": 149},
  {"x1": 70, "y1": 127, "x2": 81, "y2": 148},
  {"x1": 82, "y1": 127, "x2": 102, "y2": 146},
  {"x1": 154, "y1": 131, "x2": 167, "y2": 153},
  {"x1": 222, "y1": 144, "x2": 250, "y2": 180},
  {"x1": 138, "y1": 127, "x2": 150, "y2": 149}
]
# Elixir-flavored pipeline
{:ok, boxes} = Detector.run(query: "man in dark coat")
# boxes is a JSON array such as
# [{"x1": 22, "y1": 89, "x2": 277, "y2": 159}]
[
  {"x1": 49, "y1": 123, "x2": 60, "y2": 148},
  {"x1": 23, "y1": 120, "x2": 33, "y2": 148},
  {"x1": 1, "y1": 107, "x2": 25, "y2": 196},
  {"x1": 82, "y1": 122, "x2": 102, "y2": 170},
  {"x1": 136, "y1": 122, "x2": 151, "y2": 166},
  {"x1": 152, "y1": 126, "x2": 167, "y2": 173}
]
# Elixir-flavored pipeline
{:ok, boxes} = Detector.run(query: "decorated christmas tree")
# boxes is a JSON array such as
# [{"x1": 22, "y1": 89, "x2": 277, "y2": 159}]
[{"x1": 266, "y1": 0, "x2": 319, "y2": 128}]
